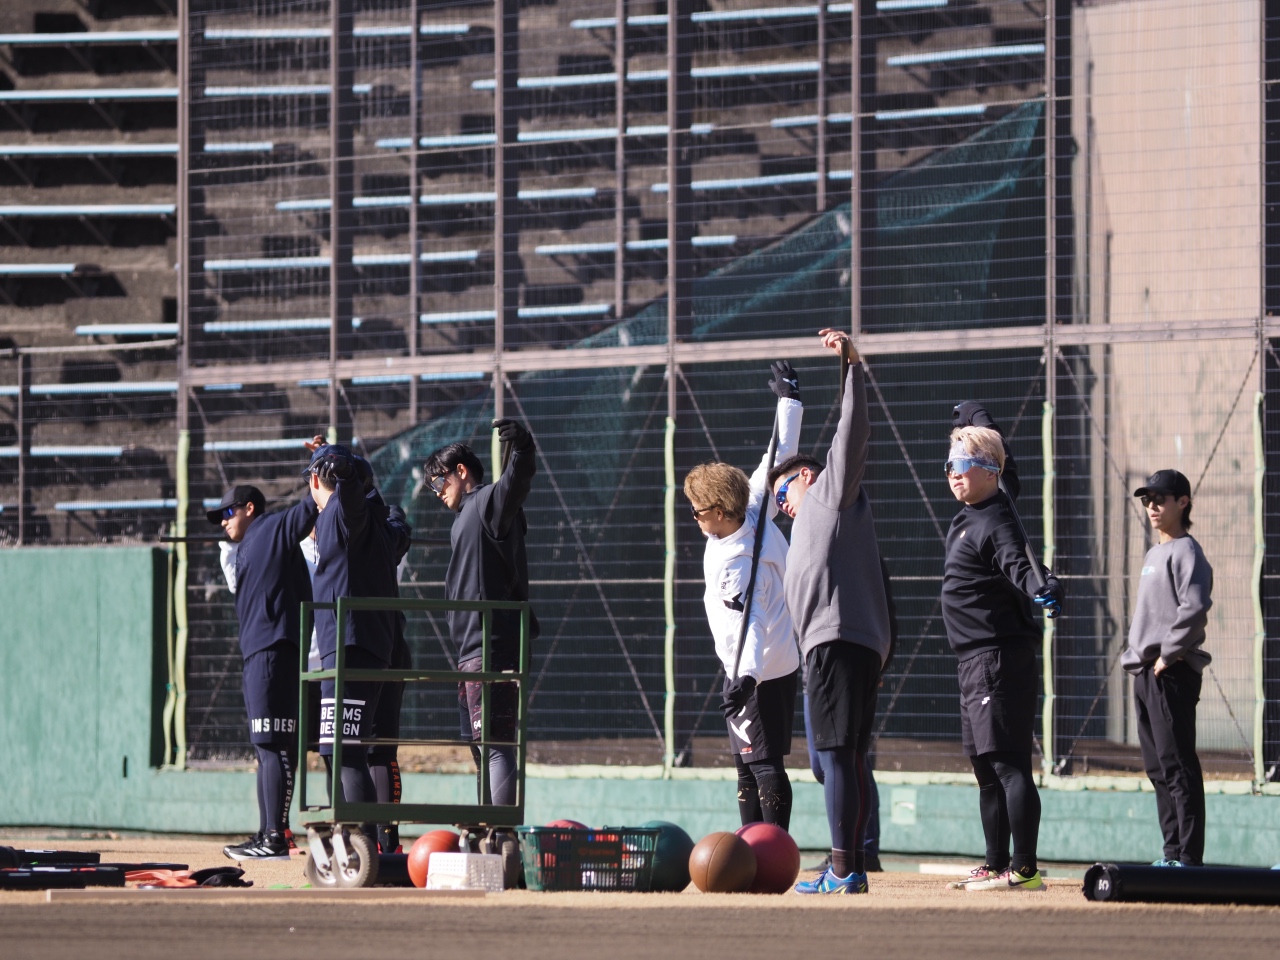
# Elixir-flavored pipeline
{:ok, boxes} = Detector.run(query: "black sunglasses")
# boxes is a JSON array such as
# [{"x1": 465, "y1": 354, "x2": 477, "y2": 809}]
[
  {"x1": 1140, "y1": 493, "x2": 1169, "y2": 508},
  {"x1": 220, "y1": 504, "x2": 242, "y2": 520},
  {"x1": 690, "y1": 503, "x2": 719, "y2": 519},
  {"x1": 774, "y1": 472, "x2": 801, "y2": 509}
]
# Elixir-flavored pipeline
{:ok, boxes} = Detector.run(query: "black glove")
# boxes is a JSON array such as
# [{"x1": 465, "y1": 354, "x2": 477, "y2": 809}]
[
  {"x1": 1034, "y1": 576, "x2": 1063, "y2": 620},
  {"x1": 768, "y1": 360, "x2": 800, "y2": 401},
  {"x1": 493, "y1": 418, "x2": 534, "y2": 451},
  {"x1": 721, "y1": 675, "x2": 757, "y2": 718},
  {"x1": 313, "y1": 452, "x2": 354, "y2": 484},
  {"x1": 952, "y1": 400, "x2": 994, "y2": 430}
]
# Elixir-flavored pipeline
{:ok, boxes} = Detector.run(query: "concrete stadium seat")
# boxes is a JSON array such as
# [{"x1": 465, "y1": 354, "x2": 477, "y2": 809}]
[
  {"x1": 886, "y1": 43, "x2": 1045, "y2": 68},
  {"x1": 0, "y1": 203, "x2": 175, "y2": 216},
  {"x1": 276, "y1": 186, "x2": 598, "y2": 212},
  {"x1": 0, "y1": 87, "x2": 177, "y2": 102},
  {"x1": 202, "y1": 250, "x2": 479, "y2": 270},
  {"x1": 0, "y1": 30, "x2": 179, "y2": 45},
  {"x1": 27, "y1": 381, "x2": 177, "y2": 396},
  {"x1": 418, "y1": 303, "x2": 612, "y2": 324},
  {"x1": 74, "y1": 323, "x2": 178, "y2": 336},
  {"x1": 651, "y1": 169, "x2": 851, "y2": 192},
  {"x1": 471, "y1": 61, "x2": 819, "y2": 91},
  {"x1": 534, "y1": 236, "x2": 737, "y2": 256},
  {"x1": 202, "y1": 25, "x2": 472, "y2": 40}
]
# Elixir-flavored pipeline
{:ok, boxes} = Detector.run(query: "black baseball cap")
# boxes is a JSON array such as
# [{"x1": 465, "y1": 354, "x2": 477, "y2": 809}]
[
  {"x1": 300, "y1": 442, "x2": 353, "y2": 479},
  {"x1": 206, "y1": 484, "x2": 266, "y2": 525},
  {"x1": 1133, "y1": 469, "x2": 1191, "y2": 500}
]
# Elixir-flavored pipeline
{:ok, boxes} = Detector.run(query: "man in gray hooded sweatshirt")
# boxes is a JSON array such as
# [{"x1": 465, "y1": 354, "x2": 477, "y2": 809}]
[
  {"x1": 1124, "y1": 469, "x2": 1213, "y2": 867},
  {"x1": 769, "y1": 328, "x2": 891, "y2": 894}
]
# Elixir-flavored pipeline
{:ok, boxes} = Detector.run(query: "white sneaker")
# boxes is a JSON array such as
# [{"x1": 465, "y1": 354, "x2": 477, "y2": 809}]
[
  {"x1": 966, "y1": 867, "x2": 1046, "y2": 892},
  {"x1": 948, "y1": 864, "x2": 1004, "y2": 889}
]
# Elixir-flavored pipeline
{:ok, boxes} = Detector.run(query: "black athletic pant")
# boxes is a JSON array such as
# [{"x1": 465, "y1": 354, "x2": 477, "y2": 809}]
[
  {"x1": 1134, "y1": 661, "x2": 1205, "y2": 865},
  {"x1": 254, "y1": 744, "x2": 295, "y2": 837},
  {"x1": 806, "y1": 695, "x2": 880, "y2": 857},
  {"x1": 969, "y1": 751, "x2": 1040, "y2": 874},
  {"x1": 734, "y1": 755, "x2": 793, "y2": 830}
]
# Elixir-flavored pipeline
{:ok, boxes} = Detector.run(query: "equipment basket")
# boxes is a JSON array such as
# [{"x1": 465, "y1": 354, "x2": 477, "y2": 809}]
[{"x1": 516, "y1": 826, "x2": 661, "y2": 892}]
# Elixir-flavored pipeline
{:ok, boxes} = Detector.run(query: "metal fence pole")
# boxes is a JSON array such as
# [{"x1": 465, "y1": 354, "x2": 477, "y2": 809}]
[
  {"x1": 329, "y1": 0, "x2": 355, "y2": 442},
  {"x1": 1254, "y1": 390, "x2": 1267, "y2": 783}
]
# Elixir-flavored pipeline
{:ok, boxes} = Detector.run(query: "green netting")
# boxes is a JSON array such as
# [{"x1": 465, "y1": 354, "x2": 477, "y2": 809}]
[{"x1": 865, "y1": 99, "x2": 1045, "y2": 332}]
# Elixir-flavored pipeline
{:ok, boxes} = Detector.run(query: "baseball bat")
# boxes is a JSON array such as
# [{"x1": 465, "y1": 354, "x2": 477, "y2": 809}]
[{"x1": 997, "y1": 477, "x2": 1047, "y2": 591}]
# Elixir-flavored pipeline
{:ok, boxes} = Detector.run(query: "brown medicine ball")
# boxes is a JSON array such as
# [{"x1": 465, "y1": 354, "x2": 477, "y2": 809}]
[{"x1": 688, "y1": 831, "x2": 757, "y2": 893}]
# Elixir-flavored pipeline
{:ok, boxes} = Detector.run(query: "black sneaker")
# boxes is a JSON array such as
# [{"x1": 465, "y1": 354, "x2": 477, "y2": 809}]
[
  {"x1": 222, "y1": 833, "x2": 261, "y2": 861},
  {"x1": 223, "y1": 831, "x2": 290, "y2": 862}
]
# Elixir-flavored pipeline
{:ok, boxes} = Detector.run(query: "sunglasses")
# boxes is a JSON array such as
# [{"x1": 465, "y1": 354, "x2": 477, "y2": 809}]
[
  {"x1": 945, "y1": 458, "x2": 999, "y2": 478},
  {"x1": 428, "y1": 470, "x2": 454, "y2": 496},
  {"x1": 690, "y1": 503, "x2": 719, "y2": 519},
  {"x1": 220, "y1": 504, "x2": 242, "y2": 520},
  {"x1": 1140, "y1": 493, "x2": 1169, "y2": 508},
  {"x1": 775, "y1": 472, "x2": 801, "y2": 509}
]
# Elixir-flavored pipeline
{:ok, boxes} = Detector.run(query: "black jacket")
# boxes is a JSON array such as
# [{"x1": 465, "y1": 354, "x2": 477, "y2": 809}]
[
  {"x1": 233, "y1": 496, "x2": 317, "y2": 659},
  {"x1": 942, "y1": 401, "x2": 1054, "y2": 659},
  {"x1": 445, "y1": 441, "x2": 540, "y2": 667},
  {"x1": 313, "y1": 477, "x2": 400, "y2": 663}
]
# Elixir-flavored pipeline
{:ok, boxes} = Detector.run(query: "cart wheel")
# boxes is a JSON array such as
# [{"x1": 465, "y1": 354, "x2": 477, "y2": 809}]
[
  {"x1": 303, "y1": 828, "x2": 339, "y2": 889},
  {"x1": 303, "y1": 826, "x2": 379, "y2": 888},
  {"x1": 331, "y1": 827, "x2": 379, "y2": 888}
]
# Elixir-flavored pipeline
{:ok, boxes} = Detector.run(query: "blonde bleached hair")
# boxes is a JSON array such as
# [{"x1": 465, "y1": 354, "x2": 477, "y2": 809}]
[
  {"x1": 683, "y1": 462, "x2": 751, "y2": 521},
  {"x1": 949, "y1": 425, "x2": 1006, "y2": 472}
]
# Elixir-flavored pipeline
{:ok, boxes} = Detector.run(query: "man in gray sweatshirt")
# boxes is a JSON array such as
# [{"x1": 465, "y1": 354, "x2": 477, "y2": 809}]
[
  {"x1": 1124, "y1": 469, "x2": 1213, "y2": 867},
  {"x1": 769, "y1": 328, "x2": 891, "y2": 894}
]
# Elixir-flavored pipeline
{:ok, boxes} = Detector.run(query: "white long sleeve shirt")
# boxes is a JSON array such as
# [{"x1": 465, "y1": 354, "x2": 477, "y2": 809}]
[{"x1": 701, "y1": 396, "x2": 803, "y2": 683}]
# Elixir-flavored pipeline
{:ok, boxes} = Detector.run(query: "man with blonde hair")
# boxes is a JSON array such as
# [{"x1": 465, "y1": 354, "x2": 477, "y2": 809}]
[
  {"x1": 684, "y1": 361, "x2": 803, "y2": 830},
  {"x1": 942, "y1": 402, "x2": 1061, "y2": 893}
]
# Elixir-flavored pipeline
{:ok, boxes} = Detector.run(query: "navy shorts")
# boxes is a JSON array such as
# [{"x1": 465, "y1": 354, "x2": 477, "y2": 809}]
[
  {"x1": 242, "y1": 642, "x2": 299, "y2": 746},
  {"x1": 456, "y1": 656, "x2": 519, "y2": 745},
  {"x1": 318, "y1": 646, "x2": 386, "y2": 758},
  {"x1": 957, "y1": 643, "x2": 1038, "y2": 756}
]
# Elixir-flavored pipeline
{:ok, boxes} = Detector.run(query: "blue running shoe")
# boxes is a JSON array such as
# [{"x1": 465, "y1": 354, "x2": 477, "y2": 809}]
[{"x1": 795, "y1": 867, "x2": 868, "y2": 894}]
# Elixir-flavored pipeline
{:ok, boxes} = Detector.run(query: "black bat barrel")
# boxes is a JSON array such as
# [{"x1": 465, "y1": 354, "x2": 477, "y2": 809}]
[{"x1": 1084, "y1": 862, "x2": 1280, "y2": 905}]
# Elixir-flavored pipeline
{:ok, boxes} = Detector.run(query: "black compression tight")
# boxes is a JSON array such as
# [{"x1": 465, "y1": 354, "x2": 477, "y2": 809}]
[
  {"x1": 254, "y1": 744, "x2": 295, "y2": 837},
  {"x1": 469, "y1": 743, "x2": 518, "y2": 807},
  {"x1": 734, "y1": 755, "x2": 793, "y2": 831},
  {"x1": 970, "y1": 752, "x2": 1040, "y2": 874},
  {"x1": 814, "y1": 745, "x2": 871, "y2": 877},
  {"x1": 369, "y1": 751, "x2": 402, "y2": 852}
]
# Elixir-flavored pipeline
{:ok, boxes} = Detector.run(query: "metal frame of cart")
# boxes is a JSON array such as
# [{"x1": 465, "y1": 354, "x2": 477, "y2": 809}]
[{"x1": 295, "y1": 595, "x2": 531, "y2": 887}]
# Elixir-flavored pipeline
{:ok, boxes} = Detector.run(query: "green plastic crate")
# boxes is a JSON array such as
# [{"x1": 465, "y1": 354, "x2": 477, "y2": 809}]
[{"x1": 516, "y1": 826, "x2": 661, "y2": 892}]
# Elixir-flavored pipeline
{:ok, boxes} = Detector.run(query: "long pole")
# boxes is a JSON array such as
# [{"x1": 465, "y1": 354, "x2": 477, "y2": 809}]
[
  {"x1": 329, "y1": 0, "x2": 355, "y2": 442},
  {"x1": 849, "y1": 1, "x2": 861, "y2": 337},
  {"x1": 614, "y1": 0, "x2": 626, "y2": 320},
  {"x1": 408, "y1": 1, "x2": 422, "y2": 426},
  {"x1": 816, "y1": 0, "x2": 827, "y2": 211},
  {"x1": 494, "y1": 0, "x2": 519, "y2": 472}
]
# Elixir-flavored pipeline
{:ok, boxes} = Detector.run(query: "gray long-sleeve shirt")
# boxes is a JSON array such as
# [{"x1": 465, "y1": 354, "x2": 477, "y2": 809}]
[
  {"x1": 783, "y1": 363, "x2": 892, "y2": 665},
  {"x1": 1122, "y1": 535, "x2": 1213, "y2": 675}
]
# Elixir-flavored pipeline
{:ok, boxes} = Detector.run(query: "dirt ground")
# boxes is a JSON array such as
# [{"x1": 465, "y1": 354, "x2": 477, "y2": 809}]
[{"x1": 1, "y1": 833, "x2": 1279, "y2": 960}]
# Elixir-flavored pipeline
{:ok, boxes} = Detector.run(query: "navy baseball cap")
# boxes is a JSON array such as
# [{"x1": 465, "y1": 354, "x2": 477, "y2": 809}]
[
  {"x1": 206, "y1": 484, "x2": 265, "y2": 525},
  {"x1": 301, "y1": 443, "x2": 353, "y2": 479},
  {"x1": 1133, "y1": 469, "x2": 1191, "y2": 500}
]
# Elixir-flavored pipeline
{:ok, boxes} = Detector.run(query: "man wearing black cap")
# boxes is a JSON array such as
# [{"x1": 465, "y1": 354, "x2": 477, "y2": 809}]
[
  {"x1": 210, "y1": 484, "x2": 318, "y2": 861},
  {"x1": 304, "y1": 441, "x2": 400, "y2": 824},
  {"x1": 1123, "y1": 469, "x2": 1213, "y2": 867}
]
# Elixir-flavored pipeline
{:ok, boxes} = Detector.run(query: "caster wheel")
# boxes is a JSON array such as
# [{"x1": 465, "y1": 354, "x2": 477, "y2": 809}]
[{"x1": 303, "y1": 827, "x2": 380, "y2": 888}]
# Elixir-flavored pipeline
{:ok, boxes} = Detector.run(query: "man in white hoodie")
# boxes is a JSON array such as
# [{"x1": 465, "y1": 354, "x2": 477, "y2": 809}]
[{"x1": 683, "y1": 361, "x2": 803, "y2": 828}]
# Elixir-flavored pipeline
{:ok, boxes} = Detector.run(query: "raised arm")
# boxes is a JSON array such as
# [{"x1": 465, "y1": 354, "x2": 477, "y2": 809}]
[
  {"x1": 484, "y1": 419, "x2": 538, "y2": 539},
  {"x1": 953, "y1": 400, "x2": 1020, "y2": 502},
  {"x1": 814, "y1": 330, "x2": 870, "y2": 512},
  {"x1": 279, "y1": 493, "x2": 319, "y2": 546},
  {"x1": 747, "y1": 360, "x2": 803, "y2": 520}
]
